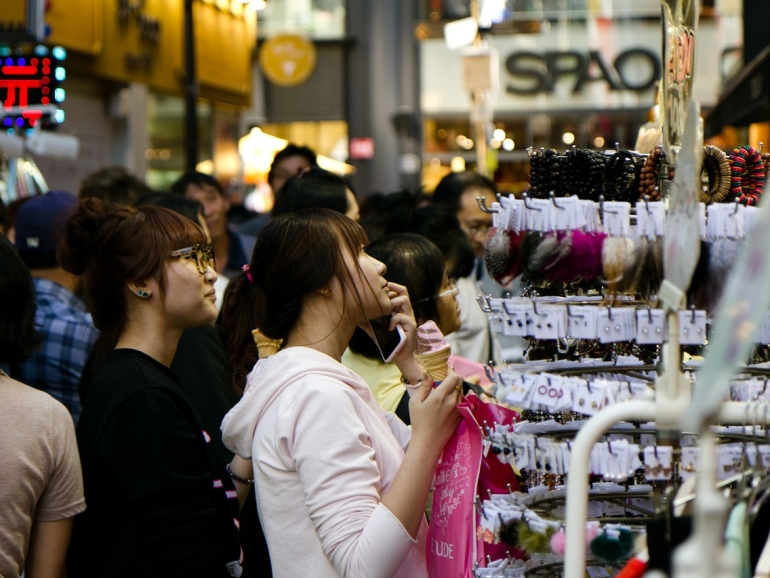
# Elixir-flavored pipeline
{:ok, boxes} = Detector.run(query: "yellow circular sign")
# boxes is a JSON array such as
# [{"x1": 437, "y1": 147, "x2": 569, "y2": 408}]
[{"x1": 259, "y1": 34, "x2": 317, "y2": 87}]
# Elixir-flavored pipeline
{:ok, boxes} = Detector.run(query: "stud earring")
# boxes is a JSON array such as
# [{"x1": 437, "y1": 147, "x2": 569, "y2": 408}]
[
  {"x1": 137, "y1": 290, "x2": 149, "y2": 299},
  {"x1": 322, "y1": 288, "x2": 332, "y2": 297}
]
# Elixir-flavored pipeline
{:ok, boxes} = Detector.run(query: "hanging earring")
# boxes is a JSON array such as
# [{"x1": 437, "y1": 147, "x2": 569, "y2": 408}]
[{"x1": 137, "y1": 290, "x2": 150, "y2": 299}]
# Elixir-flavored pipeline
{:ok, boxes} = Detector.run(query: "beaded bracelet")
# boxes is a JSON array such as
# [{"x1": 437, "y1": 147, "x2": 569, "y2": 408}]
[
  {"x1": 699, "y1": 145, "x2": 731, "y2": 204},
  {"x1": 602, "y1": 150, "x2": 644, "y2": 203},
  {"x1": 226, "y1": 463, "x2": 254, "y2": 485},
  {"x1": 638, "y1": 146, "x2": 674, "y2": 201},
  {"x1": 728, "y1": 145, "x2": 765, "y2": 206}
]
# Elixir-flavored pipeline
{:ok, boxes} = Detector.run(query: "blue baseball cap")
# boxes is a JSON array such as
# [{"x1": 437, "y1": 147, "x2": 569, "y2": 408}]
[{"x1": 15, "y1": 191, "x2": 78, "y2": 269}]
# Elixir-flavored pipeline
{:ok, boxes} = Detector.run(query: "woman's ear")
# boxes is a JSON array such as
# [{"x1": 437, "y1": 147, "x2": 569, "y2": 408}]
[{"x1": 127, "y1": 280, "x2": 152, "y2": 300}]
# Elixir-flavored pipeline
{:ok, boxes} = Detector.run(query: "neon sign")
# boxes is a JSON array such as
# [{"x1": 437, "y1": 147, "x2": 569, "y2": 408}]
[{"x1": 0, "y1": 46, "x2": 64, "y2": 130}]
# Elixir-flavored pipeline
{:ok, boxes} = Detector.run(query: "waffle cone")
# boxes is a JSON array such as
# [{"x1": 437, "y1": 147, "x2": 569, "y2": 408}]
[
  {"x1": 415, "y1": 346, "x2": 451, "y2": 381},
  {"x1": 252, "y1": 329, "x2": 283, "y2": 358}
]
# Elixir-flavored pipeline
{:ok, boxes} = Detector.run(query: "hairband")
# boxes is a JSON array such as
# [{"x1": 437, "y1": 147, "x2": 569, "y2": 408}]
[
  {"x1": 484, "y1": 227, "x2": 522, "y2": 285},
  {"x1": 699, "y1": 145, "x2": 731, "y2": 204},
  {"x1": 242, "y1": 264, "x2": 254, "y2": 284},
  {"x1": 728, "y1": 145, "x2": 765, "y2": 206}
]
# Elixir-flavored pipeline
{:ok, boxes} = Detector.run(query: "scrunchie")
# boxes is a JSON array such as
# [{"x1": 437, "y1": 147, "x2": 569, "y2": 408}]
[{"x1": 728, "y1": 145, "x2": 765, "y2": 206}]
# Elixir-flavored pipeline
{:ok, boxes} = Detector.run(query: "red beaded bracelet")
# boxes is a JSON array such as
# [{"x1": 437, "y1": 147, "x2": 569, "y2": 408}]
[{"x1": 728, "y1": 145, "x2": 765, "y2": 206}]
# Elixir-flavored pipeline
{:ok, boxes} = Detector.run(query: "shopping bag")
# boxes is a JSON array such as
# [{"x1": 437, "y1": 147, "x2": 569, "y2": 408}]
[{"x1": 427, "y1": 396, "x2": 520, "y2": 577}]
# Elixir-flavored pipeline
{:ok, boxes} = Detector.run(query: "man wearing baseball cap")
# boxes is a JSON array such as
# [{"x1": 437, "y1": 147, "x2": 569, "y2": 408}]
[{"x1": 12, "y1": 191, "x2": 98, "y2": 423}]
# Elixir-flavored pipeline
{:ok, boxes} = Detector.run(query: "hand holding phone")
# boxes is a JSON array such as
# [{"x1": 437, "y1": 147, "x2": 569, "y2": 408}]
[{"x1": 368, "y1": 315, "x2": 407, "y2": 362}]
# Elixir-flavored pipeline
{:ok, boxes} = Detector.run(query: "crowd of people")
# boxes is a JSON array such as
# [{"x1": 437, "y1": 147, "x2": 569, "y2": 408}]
[{"x1": 0, "y1": 144, "x2": 514, "y2": 578}]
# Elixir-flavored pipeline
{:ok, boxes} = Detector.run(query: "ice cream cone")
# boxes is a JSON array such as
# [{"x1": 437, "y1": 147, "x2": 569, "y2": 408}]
[
  {"x1": 252, "y1": 329, "x2": 283, "y2": 358},
  {"x1": 416, "y1": 346, "x2": 451, "y2": 381}
]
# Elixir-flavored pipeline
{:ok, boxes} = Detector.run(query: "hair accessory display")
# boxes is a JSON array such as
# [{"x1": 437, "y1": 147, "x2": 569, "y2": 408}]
[
  {"x1": 242, "y1": 264, "x2": 254, "y2": 284},
  {"x1": 485, "y1": 227, "x2": 522, "y2": 285}
]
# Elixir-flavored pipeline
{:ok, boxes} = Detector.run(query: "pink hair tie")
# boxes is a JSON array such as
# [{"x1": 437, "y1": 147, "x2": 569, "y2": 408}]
[{"x1": 242, "y1": 264, "x2": 254, "y2": 284}]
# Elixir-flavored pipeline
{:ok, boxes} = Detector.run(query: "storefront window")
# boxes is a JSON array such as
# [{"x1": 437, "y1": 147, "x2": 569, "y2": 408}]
[
  {"x1": 257, "y1": 0, "x2": 346, "y2": 39},
  {"x1": 145, "y1": 93, "x2": 213, "y2": 190}
]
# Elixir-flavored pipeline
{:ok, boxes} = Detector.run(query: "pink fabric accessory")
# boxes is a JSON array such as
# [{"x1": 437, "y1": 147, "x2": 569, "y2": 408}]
[
  {"x1": 242, "y1": 264, "x2": 254, "y2": 284},
  {"x1": 427, "y1": 396, "x2": 520, "y2": 577}
]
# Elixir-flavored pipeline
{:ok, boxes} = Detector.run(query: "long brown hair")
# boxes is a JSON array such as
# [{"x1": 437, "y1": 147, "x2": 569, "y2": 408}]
[
  {"x1": 219, "y1": 209, "x2": 372, "y2": 390},
  {"x1": 58, "y1": 198, "x2": 208, "y2": 341}
]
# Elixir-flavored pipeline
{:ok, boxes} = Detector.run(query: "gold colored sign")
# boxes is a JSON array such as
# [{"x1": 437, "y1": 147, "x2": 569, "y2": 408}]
[{"x1": 259, "y1": 34, "x2": 316, "y2": 87}]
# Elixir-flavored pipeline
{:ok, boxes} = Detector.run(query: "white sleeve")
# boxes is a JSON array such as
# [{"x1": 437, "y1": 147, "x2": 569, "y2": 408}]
[
  {"x1": 289, "y1": 384, "x2": 416, "y2": 578},
  {"x1": 383, "y1": 411, "x2": 411, "y2": 452}
]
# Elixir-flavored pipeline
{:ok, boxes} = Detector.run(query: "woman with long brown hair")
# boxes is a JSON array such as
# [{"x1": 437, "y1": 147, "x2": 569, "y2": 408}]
[
  {"x1": 60, "y1": 199, "x2": 245, "y2": 577},
  {"x1": 219, "y1": 209, "x2": 461, "y2": 578}
]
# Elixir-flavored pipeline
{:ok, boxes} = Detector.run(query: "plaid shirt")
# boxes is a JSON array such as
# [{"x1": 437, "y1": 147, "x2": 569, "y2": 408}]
[{"x1": 14, "y1": 278, "x2": 99, "y2": 424}]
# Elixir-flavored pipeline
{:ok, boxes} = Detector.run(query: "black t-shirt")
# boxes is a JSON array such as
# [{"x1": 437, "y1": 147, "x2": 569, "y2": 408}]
[{"x1": 68, "y1": 349, "x2": 244, "y2": 578}]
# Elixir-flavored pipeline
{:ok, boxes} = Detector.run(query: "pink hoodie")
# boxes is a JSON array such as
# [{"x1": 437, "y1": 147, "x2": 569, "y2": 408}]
[{"x1": 221, "y1": 347, "x2": 429, "y2": 578}]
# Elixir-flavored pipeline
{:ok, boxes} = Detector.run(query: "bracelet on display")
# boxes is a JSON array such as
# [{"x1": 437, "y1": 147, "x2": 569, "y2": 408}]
[
  {"x1": 728, "y1": 145, "x2": 765, "y2": 206},
  {"x1": 699, "y1": 145, "x2": 731, "y2": 204},
  {"x1": 602, "y1": 150, "x2": 644, "y2": 203},
  {"x1": 566, "y1": 147, "x2": 606, "y2": 201},
  {"x1": 638, "y1": 146, "x2": 674, "y2": 201},
  {"x1": 225, "y1": 463, "x2": 254, "y2": 485}
]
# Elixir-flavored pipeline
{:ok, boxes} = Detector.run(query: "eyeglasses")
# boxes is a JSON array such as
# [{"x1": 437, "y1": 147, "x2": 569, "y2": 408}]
[
  {"x1": 170, "y1": 244, "x2": 216, "y2": 274},
  {"x1": 413, "y1": 279, "x2": 459, "y2": 305},
  {"x1": 461, "y1": 223, "x2": 491, "y2": 237}
]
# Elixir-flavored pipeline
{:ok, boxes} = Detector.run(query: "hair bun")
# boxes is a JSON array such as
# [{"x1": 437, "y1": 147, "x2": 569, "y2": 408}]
[{"x1": 58, "y1": 197, "x2": 109, "y2": 275}]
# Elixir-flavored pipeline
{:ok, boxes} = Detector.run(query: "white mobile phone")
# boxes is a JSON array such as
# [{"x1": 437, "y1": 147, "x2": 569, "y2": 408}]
[{"x1": 368, "y1": 316, "x2": 407, "y2": 363}]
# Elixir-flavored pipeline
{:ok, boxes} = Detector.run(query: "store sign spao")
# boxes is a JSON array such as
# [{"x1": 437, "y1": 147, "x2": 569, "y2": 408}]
[{"x1": 504, "y1": 48, "x2": 661, "y2": 95}]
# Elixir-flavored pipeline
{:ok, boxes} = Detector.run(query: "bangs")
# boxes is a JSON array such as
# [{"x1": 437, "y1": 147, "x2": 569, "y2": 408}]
[{"x1": 144, "y1": 206, "x2": 208, "y2": 254}]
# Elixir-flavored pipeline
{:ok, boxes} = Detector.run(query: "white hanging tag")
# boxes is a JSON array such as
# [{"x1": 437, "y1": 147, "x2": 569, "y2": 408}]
[
  {"x1": 550, "y1": 195, "x2": 585, "y2": 230},
  {"x1": 567, "y1": 305, "x2": 598, "y2": 339},
  {"x1": 581, "y1": 200, "x2": 601, "y2": 233},
  {"x1": 747, "y1": 379, "x2": 770, "y2": 401},
  {"x1": 500, "y1": 372, "x2": 529, "y2": 406},
  {"x1": 678, "y1": 310, "x2": 707, "y2": 345},
  {"x1": 635, "y1": 200, "x2": 666, "y2": 238},
  {"x1": 758, "y1": 445, "x2": 770, "y2": 471},
  {"x1": 680, "y1": 447, "x2": 700, "y2": 481},
  {"x1": 531, "y1": 374, "x2": 565, "y2": 409},
  {"x1": 643, "y1": 446, "x2": 673, "y2": 480},
  {"x1": 503, "y1": 299, "x2": 533, "y2": 337},
  {"x1": 525, "y1": 198, "x2": 552, "y2": 232},
  {"x1": 597, "y1": 307, "x2": 634, "y2": 343},
  {"x1": 636, "y1": 308, "x2": 666, "y2": 344},
  {"x1": 601, "y1": 201, "x2": 631, "y2": 237},
  {"x1": 532, "y1": 304, "x2": 567, "y2": 339},
  {"x1": 698, "y1": 202, "x2": 707, "y2": 239},
  {"x1": 491, "y1": 202, "x2": 503, "y2": 229},
  {"x1": 506, "y1": 198, "x2": 525, "y2": 233},
  {"x1": 572, "y1": 379, "x2": 606, "y2": 416},
  {"x1": 553, "y1": 377, "x2": 575, "y2": 411}
]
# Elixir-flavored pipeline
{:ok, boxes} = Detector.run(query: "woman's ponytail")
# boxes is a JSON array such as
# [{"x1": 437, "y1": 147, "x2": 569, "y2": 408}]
[{"x1": 58, "y1": 197, "x2": 109, "y2": 276}]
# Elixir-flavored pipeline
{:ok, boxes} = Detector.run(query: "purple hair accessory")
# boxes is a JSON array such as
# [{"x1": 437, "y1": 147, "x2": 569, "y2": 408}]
[{"x1": 242, "y1": 264, "x2": 254, "y2": 284}]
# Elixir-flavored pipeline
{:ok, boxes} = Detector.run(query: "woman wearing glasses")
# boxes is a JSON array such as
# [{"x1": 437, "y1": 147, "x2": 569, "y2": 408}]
[
  {"x1": 60, "y1": 199, "x2": 245, "y2": 578},
  {"x1": 343, "y1": 233, "x2": 464, "y2": 424}
]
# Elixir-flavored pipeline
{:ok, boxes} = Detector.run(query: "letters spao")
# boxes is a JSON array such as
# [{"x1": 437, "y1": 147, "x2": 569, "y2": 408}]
[{"x1": 505, "y1": 48, "x2": 661, "y2": 95}]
